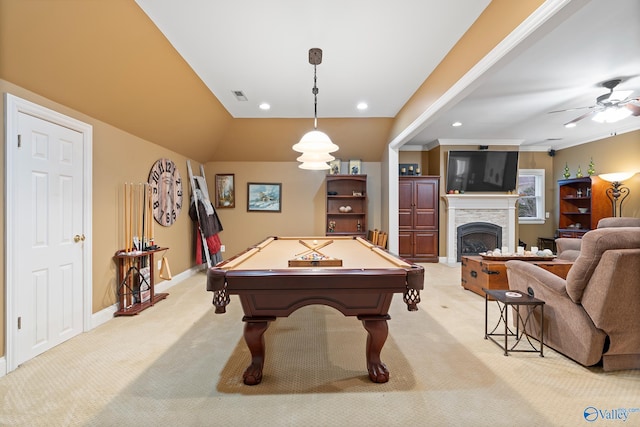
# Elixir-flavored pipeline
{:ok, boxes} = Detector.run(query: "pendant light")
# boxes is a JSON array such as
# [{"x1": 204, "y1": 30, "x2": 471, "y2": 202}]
[{"x1": 293, "y1": 48, "x2": 338, "y2": 169}]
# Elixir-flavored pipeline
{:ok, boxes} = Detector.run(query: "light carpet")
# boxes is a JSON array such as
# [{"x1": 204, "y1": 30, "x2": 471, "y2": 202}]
[{"x1": 1, "y1": 263, "x2": 638, "y2": 426}]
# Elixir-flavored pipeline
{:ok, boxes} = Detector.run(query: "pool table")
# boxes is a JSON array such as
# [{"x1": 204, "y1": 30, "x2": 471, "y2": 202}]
[{"x1": 207, "y1": 236, "x2": 424, "y2": 385}]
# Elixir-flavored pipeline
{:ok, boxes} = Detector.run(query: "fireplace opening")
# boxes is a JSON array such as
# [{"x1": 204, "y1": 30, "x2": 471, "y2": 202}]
[{"x1": 457, "y1": 222, "x2": 502, "y2": 262}]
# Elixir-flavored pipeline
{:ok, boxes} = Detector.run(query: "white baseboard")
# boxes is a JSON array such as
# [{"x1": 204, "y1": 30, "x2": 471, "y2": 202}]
[
  {"x1": 0, "y1": 356, "x2": 6, "y2": 378},
  {"x1": 90, "y1": 264, "x2": 205, "y2": 329}
]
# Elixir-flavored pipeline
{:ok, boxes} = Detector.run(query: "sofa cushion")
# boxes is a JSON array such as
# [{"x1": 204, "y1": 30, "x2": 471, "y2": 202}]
[{"x1": 566, "y1": 227, "x2": 640, "y2": 303}]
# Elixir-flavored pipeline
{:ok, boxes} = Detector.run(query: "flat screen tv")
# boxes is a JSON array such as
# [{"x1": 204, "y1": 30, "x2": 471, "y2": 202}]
[{"x1": 446, "y1": 151, "x2": 519, "y2": 193}]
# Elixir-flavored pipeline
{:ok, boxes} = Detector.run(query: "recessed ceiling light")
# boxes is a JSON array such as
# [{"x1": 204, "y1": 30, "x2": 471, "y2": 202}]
[
  {"x1": 357, "y1": 102, "x2": 368, "y2": 110},
  {"x1": 452, "y1": 121, "x2": 462, "y2": 127},
  {"x1": 259, "y1": 102, "x2": 271, "y2": 110}
]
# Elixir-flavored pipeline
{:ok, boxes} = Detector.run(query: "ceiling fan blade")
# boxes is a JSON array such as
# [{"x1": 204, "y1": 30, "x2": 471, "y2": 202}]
[
  {"x1": 626, "y1": 102, "x2": 640, "y2": 116},
  {"x1": 548, "y1": 105, "x2": 595, "y2": 114},
  {"x1": 621, "y1": 97, "x2": 640, "y2": 116},
  {"x1": 563, "y1": 110, "x2": 598, "y2": 127}
]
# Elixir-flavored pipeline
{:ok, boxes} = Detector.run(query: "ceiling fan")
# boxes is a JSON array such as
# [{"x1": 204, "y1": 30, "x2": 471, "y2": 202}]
[{"x1": 550, "y1": 79, "x2": 640, "y2": 127}]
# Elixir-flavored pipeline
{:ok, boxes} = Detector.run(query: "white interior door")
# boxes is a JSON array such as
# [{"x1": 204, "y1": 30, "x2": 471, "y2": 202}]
[{"x1": 5, "y1": 94, "x2": 93, "y2": 372}]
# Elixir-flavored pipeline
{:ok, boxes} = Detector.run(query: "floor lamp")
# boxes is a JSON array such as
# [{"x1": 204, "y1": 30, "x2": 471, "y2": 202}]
[{"x1": 599, "y1": 172, "x2": 635, "y2": 217}]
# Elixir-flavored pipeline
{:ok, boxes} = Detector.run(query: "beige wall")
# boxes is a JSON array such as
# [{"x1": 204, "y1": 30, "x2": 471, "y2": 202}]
[
  {"x1": 205, "y1": 162, "x2": 382, "y2": 258},
  {"x1": 515, "y1": 151, "x2": 556, "y2": 248}
]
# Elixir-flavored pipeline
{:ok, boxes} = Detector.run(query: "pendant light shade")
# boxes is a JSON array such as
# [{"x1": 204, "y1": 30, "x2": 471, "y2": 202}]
[
  {"x1": 296, "y1": 151, "x2": 335, "y2": 163},
  {"x1": 292, "y1": 130, "x2": 339, "y2": 153},
  {"x1": 294, "y1": 48, "x2": 338, "y2": 168},
  {"x1": 299, "y1": 161, "x2": 332, "y2": 170}
]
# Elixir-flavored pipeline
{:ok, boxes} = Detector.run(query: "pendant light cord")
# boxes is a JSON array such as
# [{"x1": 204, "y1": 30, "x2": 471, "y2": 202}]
[{"x1": 313, "y1": 63, "x2": 319, "y2": 129}]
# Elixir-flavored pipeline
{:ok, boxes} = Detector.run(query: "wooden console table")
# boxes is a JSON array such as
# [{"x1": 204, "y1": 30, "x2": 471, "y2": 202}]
[
  {"x1": 461, "y1": 255, "x2": 573, "y2": 298},
  {"x1": 114, "y1": 247, "x2": 169, "y2": 316}
]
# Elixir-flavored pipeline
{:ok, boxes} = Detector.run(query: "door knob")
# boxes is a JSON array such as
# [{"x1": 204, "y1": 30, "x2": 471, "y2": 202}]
[{"x1": 74, "y1": 234, "x2": 86, "y2": 243}]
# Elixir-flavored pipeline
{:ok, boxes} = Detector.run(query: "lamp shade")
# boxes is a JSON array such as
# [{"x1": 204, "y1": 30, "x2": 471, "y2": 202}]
[
  {"x1": 292, "y1": 130, "x2": 339, "y2": 153},
  {"x1": 296, "y1": 152, "x2": 335, "y2": 163},
  {"x1": 299, "y1": 161, "x2": 331, "y2": 170},
  {"x1": 599, "y1": 172, "x2": 635, "y2": 183}
]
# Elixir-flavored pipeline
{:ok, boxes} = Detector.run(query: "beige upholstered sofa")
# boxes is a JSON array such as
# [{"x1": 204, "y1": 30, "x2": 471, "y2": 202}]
[
  {"x1": 506, "y1": 227, "x2": 640, "y2": 371},
  {"x1": 556, "y1": 217, "x2": 640, "y2": 261}
]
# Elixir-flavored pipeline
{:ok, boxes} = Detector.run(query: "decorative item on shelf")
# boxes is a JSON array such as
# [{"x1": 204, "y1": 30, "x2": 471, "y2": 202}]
[
  {"x1": 328, "y1": 159, "x2": 341, "y2": 175},
  {"x1": 328, "y1": 220, "x2": 336, "y2": 233},
  {"x1": 292, "y1": 48, "x2": 338, "y2": 170},
  {"x1": 575, "y1": 165, "x2": 583, "y2": 178},
  {"x1": 357, "y1": 220, "x2": 361, "y2": 232},
  {"x1": 599, "y1": 172, "x2": 635, "y2": 217},
  {"x1": 399, "y1": 163, "x2": 419, "y2": 176},
  {"x1": 587, "y1": 158, "x2": 596, "y2": 176},
  {"x1": 577, "y1": 188, "x2": 583, "y2": 197},
  {"x1": 349, "y1": 159, "x2": 362, "y2": 175},
  {"x1": 563, "y1": 163, "x2": 571, "y2": 179}
]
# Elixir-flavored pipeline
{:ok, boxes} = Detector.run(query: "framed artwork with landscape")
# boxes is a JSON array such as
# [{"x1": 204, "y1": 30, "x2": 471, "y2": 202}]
[
  {"x1": 215, "y1": 174, "x2": 235, "y2": 208},
  {"x1": 247, "y1": 182, "x2": 282, "y2": 212}
]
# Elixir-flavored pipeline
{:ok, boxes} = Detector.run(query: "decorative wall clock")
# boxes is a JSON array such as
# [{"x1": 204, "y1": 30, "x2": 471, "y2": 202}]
[{"x1": 148, "y1": 158, "x2": 183, "y2": 226}]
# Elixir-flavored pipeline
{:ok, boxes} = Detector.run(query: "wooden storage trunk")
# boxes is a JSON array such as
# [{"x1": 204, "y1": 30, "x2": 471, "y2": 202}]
[{"x1": 461, "y1": 255, "x2": 573, "y2": 298}]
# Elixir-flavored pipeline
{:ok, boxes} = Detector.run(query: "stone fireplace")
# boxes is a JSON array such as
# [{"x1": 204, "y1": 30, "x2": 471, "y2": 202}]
[
  {"x1": 442, "y1": 194, "x2": 520, "y2": 263},
  {"x1": 457, "y1": 222, "x2": 502, "y2": 262}
]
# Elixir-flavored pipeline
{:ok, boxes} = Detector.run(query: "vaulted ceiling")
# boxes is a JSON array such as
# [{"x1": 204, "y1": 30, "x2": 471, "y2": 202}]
[{"x1": 3, "y1": 1, "x2": 636, "y2": 163}]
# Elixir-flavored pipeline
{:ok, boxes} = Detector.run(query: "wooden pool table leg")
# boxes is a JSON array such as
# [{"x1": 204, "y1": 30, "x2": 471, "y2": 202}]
[
  {"x1": 241, "y1": 317, "x2": 274, "y2": 385},
  {"x1": 359, "y1": 315, "x2": 391, "y2": 383}
]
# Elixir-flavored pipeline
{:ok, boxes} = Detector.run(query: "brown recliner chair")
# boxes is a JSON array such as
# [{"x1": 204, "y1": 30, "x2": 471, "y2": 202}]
[
  {"x1": 506, "y1": 227, "x2": 640, "y2": 371},
  {"x1": 556, "y1": 217, "x2": 640, "y2": 261}
]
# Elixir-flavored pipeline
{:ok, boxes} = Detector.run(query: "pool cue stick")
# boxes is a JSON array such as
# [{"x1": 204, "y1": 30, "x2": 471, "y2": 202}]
[
  {"x1": 297, "y1": 239, "x2": 333, "y2": 253},
  {"x1": 129, "y1": 182, "x2": 133, "y2": 252},
  {"x1": 149, "y1": 184, "x2": 154, "y2": 242},
  {"x1": 295, "y1": 240, "x2": 333, "y2": 257},
  {"x1": 123, "y1": 183, "x2": 127, "y2": 252},
  {"x1": 138, "y1": 183, "x2": 143, "y2": 251}
]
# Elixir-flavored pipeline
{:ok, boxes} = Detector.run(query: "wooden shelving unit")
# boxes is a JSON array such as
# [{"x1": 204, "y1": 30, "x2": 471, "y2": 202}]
[
  {"x1": 326, "y1": 174, "x2": 367, "y2": 237},
  {"x1": 557, "y1": 177, "x2": 609, "y2": 238},
  {"x1": 113, "y1": 247, "x2": 169, "y2": 316}
]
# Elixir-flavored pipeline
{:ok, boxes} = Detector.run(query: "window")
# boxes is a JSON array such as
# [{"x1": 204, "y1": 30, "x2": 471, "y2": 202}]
[{"x1": 518, "y1": 169, "x2": 545, "y2": 224}]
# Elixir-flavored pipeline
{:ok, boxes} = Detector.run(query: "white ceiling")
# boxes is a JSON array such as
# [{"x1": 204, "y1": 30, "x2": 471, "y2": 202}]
[
  {"x1": 135, "y1": 0, "x2": 640, "y2": 152},
  {"x1": 134, "y1": 0, "x2": 491, "y2": 118}
]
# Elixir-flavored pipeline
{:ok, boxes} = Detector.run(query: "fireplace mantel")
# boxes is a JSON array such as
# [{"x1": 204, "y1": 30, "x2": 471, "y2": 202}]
[{"x1": 442, "y1": 194, "x2": 520, "y2": 263}]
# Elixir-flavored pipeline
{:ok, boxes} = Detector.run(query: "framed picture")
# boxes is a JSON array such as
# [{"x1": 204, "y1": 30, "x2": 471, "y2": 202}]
[
  {"x1": 215, "y1": 174, "x2": 235, "y2": 208},
  {"x1": 247, "y1": 182, "x2": 282, "y2": 212},
  {"x1": 329, "y1": 159, "x2": 341, "y2": 175},
  {"x1": 348, "y1": 159, "x2": 362, "y2": 175}
]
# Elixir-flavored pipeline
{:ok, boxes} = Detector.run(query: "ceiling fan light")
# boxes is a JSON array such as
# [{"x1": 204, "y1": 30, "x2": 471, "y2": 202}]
[
  {"x1": 292, "y1": 130, "x2": 339, "y2": 153},
  {"x1": 298, "y1": 161, "x2": 331, "y2": 170},
  {"x1": 592, "y1": 107, "x2": 632, "y2": 123}
]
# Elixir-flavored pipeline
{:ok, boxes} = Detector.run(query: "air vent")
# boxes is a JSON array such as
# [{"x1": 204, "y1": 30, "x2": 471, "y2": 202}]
[{"x1": 232, "y1": 90, "x2": 248, "y2": 101}]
